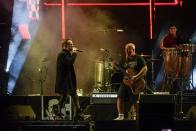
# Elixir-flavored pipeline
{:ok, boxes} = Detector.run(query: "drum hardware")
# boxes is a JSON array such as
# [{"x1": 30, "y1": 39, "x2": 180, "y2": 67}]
[
  {"x1": 140, "y1": 54, "x2": 151, "y2": 58},
  {"x1": 149, "y1": 58, "x2": 160, "y2": 61},
  {"x1": 149, "y1": 51, "x2": 161, "y2": 91},
  {"x1": 94, "y1": 49, "x2": 113, "y2": 92},
  {"x1": 175, "y1": 44, "x2": 195, "y2": 120},
  {"x1": 150, "y1": 51, "x2": 156, "y2": 91},
  {"x1": 189, "y1": 49, "x2": 195, "y2": 90},
  {"x1": 141, "y1": 51, "x2": 157, "y2": 94},
  {"x1": 176, "y1": 77, "x2": 186, "y2": 120},
  {"x1": 178, "y1": 44, "x2": 195, "y2": 90}
]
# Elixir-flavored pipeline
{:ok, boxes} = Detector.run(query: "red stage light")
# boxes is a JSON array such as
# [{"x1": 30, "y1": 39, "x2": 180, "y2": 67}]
[{"x1": 44, "y1": 0, "x2": 181, "y2": 39}]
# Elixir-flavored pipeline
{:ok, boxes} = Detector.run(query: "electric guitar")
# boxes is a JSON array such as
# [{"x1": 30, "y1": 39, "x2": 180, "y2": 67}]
[{"x1": 112, "y1": 61, "x2": 146, "y2": 95}]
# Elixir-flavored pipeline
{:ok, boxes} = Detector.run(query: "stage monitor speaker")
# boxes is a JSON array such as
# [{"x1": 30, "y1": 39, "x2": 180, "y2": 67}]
[
  {"x1": 186, "y1": 106, "x2": 196, "y2": 120},
  {"x1": 5, "y1": 105, "x2": 36, "y2": 120},
  {"x1": 139, "y1": 94, "x2": 176, "y2": 131},
  {"x1": 85, "y1": 104, "x2": 117, "y2": 120},
  {"x1": 85, "y1": 102, "x2": 131, "y2": 120}
]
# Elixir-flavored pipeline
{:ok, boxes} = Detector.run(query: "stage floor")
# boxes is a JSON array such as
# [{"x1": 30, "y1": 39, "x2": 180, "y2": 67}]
[
  {"x1": 0, "y1": 119, "x2": 195, "y2": 131},
  {"x1": 0, "y1": 95, "x2": 196, "y2": 131}
]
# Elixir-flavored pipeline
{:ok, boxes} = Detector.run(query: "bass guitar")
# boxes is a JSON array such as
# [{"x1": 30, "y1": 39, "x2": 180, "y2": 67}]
[{"x1": 112, "y1": 61, "x2": 146, "y2": 95}]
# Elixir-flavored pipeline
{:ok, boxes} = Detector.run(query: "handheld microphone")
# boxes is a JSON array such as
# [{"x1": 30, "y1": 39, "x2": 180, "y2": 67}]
[
  {"x1": 76, "y1": 49, "x2": 84, "y2": 52},
  {"x1": 73, "y1": 47, "x2": 84, "y2": 52}
]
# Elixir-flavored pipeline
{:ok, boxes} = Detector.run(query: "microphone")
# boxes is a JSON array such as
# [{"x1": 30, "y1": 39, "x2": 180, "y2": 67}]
[
  {"x1": 76, "y1": 49, "x2": 84, "y2": 52},
  {"x1": 73, "y1": 47, "x2": 84, "y2": 52}
]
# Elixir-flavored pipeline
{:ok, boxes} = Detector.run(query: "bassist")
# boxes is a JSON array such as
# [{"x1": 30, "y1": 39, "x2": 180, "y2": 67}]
[{"x1": 114, "y1": 43, "x2": 148, "y2": 120}]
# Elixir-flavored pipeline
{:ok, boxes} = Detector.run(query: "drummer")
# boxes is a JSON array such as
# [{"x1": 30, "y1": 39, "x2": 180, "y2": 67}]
[
  {"x1": 160, "y1": 24, "x2": 181, "y2": 49},
  {"x1": 160, "y1": 24, "x2": 182, "y2": 93}
]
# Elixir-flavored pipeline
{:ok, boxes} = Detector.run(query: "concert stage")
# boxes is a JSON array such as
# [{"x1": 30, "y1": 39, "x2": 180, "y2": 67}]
[
  {"x1": 0, "y1": 118, "x2": 195, "y2": 131},
  {"x1": 0, "y1": 94, "x2": 195, "y2": 131}
]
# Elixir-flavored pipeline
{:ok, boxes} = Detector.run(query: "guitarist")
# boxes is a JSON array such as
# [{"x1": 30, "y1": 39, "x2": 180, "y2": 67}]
[{"x1": 114, "y1": 43, "x2": 148, "y2": 120}]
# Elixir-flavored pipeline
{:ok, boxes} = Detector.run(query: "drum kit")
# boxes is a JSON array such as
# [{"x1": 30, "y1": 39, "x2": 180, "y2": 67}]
[
  {"x1": 93, "y1": 44, "x2": 195, "y2": 120},
  {"x1": 93, "y1": 44, "x2": 195, "y2": 93},
  {"x1": 94, "y1": 49, "x2": 161, "y2": 92}
]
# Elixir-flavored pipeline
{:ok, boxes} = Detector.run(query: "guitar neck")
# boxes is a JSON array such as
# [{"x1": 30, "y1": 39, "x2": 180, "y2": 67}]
[{"x1": 114, "y1": 63, "x2": 130, "y2": 78}]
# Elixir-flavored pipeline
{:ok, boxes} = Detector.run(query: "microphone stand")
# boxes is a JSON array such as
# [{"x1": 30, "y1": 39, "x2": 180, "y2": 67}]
[{"x1": 38, "y1": 60, "x2": 48, "y2": 120}]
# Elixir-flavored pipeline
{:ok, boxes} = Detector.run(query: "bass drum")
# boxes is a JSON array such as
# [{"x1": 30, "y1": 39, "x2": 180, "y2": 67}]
[{"x1": 111, "y1": 72, "x2": 123, "y2": 92}]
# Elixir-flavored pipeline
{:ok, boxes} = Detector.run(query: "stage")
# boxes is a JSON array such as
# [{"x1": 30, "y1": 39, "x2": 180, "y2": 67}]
[{"x1": 0, "y1": 94, "x2": 195, "y2": 131}]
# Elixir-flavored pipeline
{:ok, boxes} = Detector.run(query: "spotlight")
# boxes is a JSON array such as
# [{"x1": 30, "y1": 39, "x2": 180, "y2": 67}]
[
  {"x1": 5, "y1": 68, "x2": 9, "y2": 73},
  {"x1": 116, "y1": 29, "x2": 124, "y2": 32}
]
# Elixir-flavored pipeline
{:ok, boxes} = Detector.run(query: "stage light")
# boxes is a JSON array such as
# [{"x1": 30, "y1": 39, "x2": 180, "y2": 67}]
[
  {"x1": 116, "y1": 29, "x2": 124, "y2": 32},
  {"x1": 44, "y1": 0, "x2": 181, "y2": 39}
]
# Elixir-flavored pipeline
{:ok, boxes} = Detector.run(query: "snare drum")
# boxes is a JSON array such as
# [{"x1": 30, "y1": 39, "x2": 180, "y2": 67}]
[{"x1": 162, "y1": 48, "x2": 179, "y2": 77}]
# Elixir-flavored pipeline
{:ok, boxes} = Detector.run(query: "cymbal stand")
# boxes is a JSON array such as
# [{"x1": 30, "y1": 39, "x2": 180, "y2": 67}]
[
  {"x1": 190, "y1": 51, "x2": 195, "y2": 90},
  {"x1": 103, "y1": 51, "x2": 112, "y2": 92},
  {"x1": 176, "y1": 78, "x2": 184, "y2": 120},
  {"x1": 176, "y1": 50, "x2": 193, "y2": 120},
  {"x1": 151, "y1": 50, "x2": 156, "y2": 90}
]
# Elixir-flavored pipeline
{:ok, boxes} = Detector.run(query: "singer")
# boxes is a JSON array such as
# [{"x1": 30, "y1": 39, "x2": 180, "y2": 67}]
[{"x1": 55, "y1": 38, "x2": 89, "y2": 120}]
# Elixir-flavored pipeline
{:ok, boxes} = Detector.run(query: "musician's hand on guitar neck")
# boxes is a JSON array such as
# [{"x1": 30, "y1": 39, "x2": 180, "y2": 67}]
[
  {"x1": 123, "y1": 75, "x2": 136, "y2": 87},
  {"x1": 131, "y1": 75, "x2": 137, "y2": 81}
]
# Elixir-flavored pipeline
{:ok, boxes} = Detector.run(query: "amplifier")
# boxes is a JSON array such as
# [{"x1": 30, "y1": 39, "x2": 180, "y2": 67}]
[{"x1": 90, "y1": 92, "x2": 117, "y2": 104}]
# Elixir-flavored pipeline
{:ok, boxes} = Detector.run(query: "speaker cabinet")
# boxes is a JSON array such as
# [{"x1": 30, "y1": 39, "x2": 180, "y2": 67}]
[
  {"x1": 85, "y1": 104, "x2": 117, "y2": 120},
  {"x1": 139, "y1": 94, "x2": 176, "y2": 131},
  {"x1": 177, "y1": 94, "x2": 196, "y2": 120},
  {"x1": 5, "y1": 105, "x2": 36, "y2": 120}
]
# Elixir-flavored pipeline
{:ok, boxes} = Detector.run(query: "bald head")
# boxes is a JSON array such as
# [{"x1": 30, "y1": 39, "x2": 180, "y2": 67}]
[{"x1": 125, "y1": 43, "x2": 136, "y2": 56}]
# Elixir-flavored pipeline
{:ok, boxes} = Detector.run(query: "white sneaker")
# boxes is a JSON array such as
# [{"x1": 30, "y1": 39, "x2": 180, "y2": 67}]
[
  {"x1": 129, "y1": 115, "x2": 136, "y2": 120},
  {"x1": 129, "y1": 112, "x2": 136, "y2": 120},
  {"x1": 114, "y1": 115, "x2": 124, "y2": 120}
]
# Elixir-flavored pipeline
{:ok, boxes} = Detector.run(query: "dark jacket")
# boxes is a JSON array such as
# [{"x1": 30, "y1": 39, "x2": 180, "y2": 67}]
[{"x1": 55, "y1": 50, "x2": 77, "y2": 94}]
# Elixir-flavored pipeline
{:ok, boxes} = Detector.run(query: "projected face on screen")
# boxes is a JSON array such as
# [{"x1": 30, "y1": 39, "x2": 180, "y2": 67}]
[
  {"x1": 6, "y1": 0, "x2": 41, "y2": 94},
  {"x1": 27, "y1": 0, "x2": 40, "y2": 20}
]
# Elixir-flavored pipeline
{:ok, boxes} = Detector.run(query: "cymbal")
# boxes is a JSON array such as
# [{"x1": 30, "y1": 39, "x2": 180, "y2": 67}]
[
  {"x1": 140, "y1": 54, "x2": 151, "y2": 57},
  {"x1": 148, "y1": 58, "x2": 160, "y2": 61}
]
